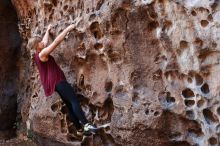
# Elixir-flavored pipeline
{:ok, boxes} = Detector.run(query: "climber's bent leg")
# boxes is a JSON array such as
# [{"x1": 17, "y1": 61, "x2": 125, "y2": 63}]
[
  {"x1": 56, "y1": 93, "x2": 82, "y2": 130},
  {"x1": 55, "y1": 80, "x2": 88, "y2": 125}
]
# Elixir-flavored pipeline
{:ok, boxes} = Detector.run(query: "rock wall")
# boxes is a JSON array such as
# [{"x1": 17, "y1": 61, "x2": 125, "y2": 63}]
[
  {"x1": 8, "y1": 0, "x2": 220, "y2": 145},
  {"x1": 0, "y1": 0, "x2": 21, "y2": 140}
]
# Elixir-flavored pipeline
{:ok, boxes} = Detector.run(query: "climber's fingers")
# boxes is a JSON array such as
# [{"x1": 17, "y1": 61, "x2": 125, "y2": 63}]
[
  {"x1": 47, "y1": 24, "x2": 53, "y2": 31},
  {"x1": 66, "y1": 24, "x2": 76, "y2": 31},
  {"x1": 71, "y1": 17, "x2": 82, "y2": 26}
]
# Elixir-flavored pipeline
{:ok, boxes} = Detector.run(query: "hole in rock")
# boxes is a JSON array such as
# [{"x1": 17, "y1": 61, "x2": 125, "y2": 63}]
[
  {"x1": 191, "y1": 10, "x2": 197, "y2": 16},
  {"x1": 193, "y1": 38, "x2": 203, "y2": 47},
  {"x1": 158, "y1": 91, "x2": 176, "y2": 107},
  {"x1": 208, "y1": 137, "x2": 218, "y2": 145},
  {"x1": 61, "y1": 105, "x2": 69, "y2": 114},
  {"x1": 145, "y1": 109, "x2": 149, "y2": 115},
  {"x1": 201, "y1": 83, "x2": 209, "y2": 94},
  {"x1": 31, "y1": 91, "x2": 37, "y2": 98},
  {"x1": 184, "y1": 100, "x2": 195, "y2": 107},
  {"x1": 85, "y1": 84, "x2": 92, "y2": 91},
  {"x1": 104, "y1": 125, "x2": 111, "y2": 132},
  {"x1": 63, "y1": 5, "x2": 68, "y2": 11},
  {"x1": 154, "y1": 111, "x2": 160, "y2": 116},
  {"x1": 187, "y1": 120, "x2": 203, "y2": 137},
  {"x1": 90, "y1": 21, "x2": 103, "y2": 39},
  {"x1": 89, "y1": 14, "x2": 96, "y2": 21},
  {"x1": 186, "y1": 110, "x2": 195, "y2": 119},
  {"x1": 79, "y1": 74, "x2": 84, "y2": 87},
  {"x1": 51, "y1": 0, "x2": 58, "y2": 6},
  {"x1": 179, "y1": 40, "x2": 188, "y2": 49},
  {"x1": 166, "y1": 96, "x2": 175, "y2": 103},
  {"x1": 217, "y1": 107, "x2": 220, "y2": 115},
  {"x1": 197, "y1": 99, "x2": 205, "y2": 108},
  {"x1": 116, "y1": 135, "x2": 122, "y2": 140},
  {"x1": 96, "y1": 0, "x2": 104, "y2": 10},
  {"x1": 211, "y1": 3, "x2": 218, "y2": 11},
  {"x1": 158, "y1": 0, "x2": 165, "y2": 3},
  {"x1": 212, "y1": 42, "x2": 217, "y2": 48},
  {"x1": 197, "y1": 7, "x2": 210, "y2": 13},
  {"x1": 182, "y1": 88, "x2": 195, "y2": 98},
  {"x1": 71, "y1": 9, "x2": 79, "y2": 16},
  {"x1": 147, "y1": 21, "x2": 159, "y2": 31},
  {"x1": 105, "y1": 81, "x2": 113, "y2": 92},
  {"x1": 208, "y1": 14, "x2": 213, "y2": 22},
  {"x1": 187, "y1": 77, "x2": 192, "y2": 83},
  {"x1": 188, "y1": 127, "x2": 203, "y2": 137},
  {"x1": 198, "y1": 49, "x2": 214, "y2": 61},
  {"x1": 60, "y1": 11, "x2": 63, "y2": 16},
  {"x1": 0, "y1": 0, "x2": 21, "y2": 140},
  {"x1": 201, "y1": 20, "x2": 209, "y2": 27},
  {"x1": 132, "y1": 92, "x2": 139, "y2": 102},
  {"x1": 94, "y1": 43, "x2": 103, "y2": 50},
  {"x1": 162, "y1": 20, "x2": 172, "y2": 31},
  {"x1": 93, "y1": 92, "x2": 98, "y2": 97},
  {"x1": 102, "y1": 97, "x2": 114, "y2": 121},
  {"x1": 195, "y1": 74, "x2": 203, "y2": 86},
  {"x1": 86, "y1": 8, "x2": 90, "y2": 14},
  {"x1": 51, "y1": 103, "x2": 60, "y2": 112},
  {"x1": 49, "y1": 12, "x2": 54, "y2": 20},
  {"x1": 147, "y1": 6, "x2": 157, "y2": 19},
  {"x1": 151, "y1": 39, "x2": 159, "y2": 45},
  {"x1": 168, "y1": 132, "x2": 181, "y2": 139},
  {"x1": 203, "y1": 108, "x2": 219, "y2": 124}
]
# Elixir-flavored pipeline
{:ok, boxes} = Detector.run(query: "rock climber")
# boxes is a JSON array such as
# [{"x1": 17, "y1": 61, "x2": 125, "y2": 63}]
[{"x1": 28, "y1": 23, "x2": 97, "y2": 136}]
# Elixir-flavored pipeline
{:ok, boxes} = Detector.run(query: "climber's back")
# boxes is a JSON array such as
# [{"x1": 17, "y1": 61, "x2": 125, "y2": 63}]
[{"x1": 34, "y1": 53, "x2": 66, "y2": 96}]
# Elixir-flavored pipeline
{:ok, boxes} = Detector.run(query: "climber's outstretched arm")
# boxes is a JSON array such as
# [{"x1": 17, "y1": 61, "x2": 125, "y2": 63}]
[
  {"x1": 39, "y1": 24, "x2": 76, "y2": 62},
  {"x1": 41, "y1": 24, "x2": 52, "y2": 47}
]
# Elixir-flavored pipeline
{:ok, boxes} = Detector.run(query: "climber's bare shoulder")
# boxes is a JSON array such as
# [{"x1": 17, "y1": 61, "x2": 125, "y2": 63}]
[
  {"x1": 39, "y1": 49, "x2": 49, "y2": 62},
  {"x1": 39, "y1": 39, "x2": 60, "y2": 63}
]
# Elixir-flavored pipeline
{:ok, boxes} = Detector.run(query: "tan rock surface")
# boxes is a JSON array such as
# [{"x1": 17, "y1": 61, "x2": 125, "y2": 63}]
[{"x1": 7, "y1": 0, "x2": 220, "y2": 145}]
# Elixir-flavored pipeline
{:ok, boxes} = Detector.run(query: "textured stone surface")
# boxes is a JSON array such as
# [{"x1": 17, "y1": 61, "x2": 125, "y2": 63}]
[
  {"x1": 5, "y1": 0, "x2": 220, "y2": 145},
  {"x1": 0, "y1": 0, "x2": 21, "y2": 140}
]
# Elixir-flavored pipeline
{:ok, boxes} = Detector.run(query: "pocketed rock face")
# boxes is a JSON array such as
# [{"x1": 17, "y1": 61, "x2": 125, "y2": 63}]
[{"x1": 10, "y1": 0, "x2": 220, "y2": 145}]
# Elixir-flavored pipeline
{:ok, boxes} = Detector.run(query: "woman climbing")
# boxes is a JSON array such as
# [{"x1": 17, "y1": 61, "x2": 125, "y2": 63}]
[{"x1": 28, "y1": 22, "x2": 97, "y2": 136}]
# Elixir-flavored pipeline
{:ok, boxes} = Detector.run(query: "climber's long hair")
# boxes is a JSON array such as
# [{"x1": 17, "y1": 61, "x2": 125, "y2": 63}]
[{"x1": 27, "y1": 36, "x2": 42, "y2": 53}]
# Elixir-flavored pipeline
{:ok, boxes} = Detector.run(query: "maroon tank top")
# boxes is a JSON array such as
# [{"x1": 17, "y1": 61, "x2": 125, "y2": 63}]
[{"x1": 34, "y1": 53, "x2": 66, "y2": 96}]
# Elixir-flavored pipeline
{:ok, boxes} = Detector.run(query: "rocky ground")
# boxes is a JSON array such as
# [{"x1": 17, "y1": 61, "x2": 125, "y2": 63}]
[
  {"x1": 0, "y1": 138, "x2": 36, "y2": 146},
  {"x1": 1, "y1": 0, "x2": 220, "y2": 145}
]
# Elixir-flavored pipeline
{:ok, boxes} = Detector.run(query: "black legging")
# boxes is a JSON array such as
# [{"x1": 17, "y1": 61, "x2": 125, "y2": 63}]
[{"x1": 55, "y1": 80, "x2": 88, "y2": 130}]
